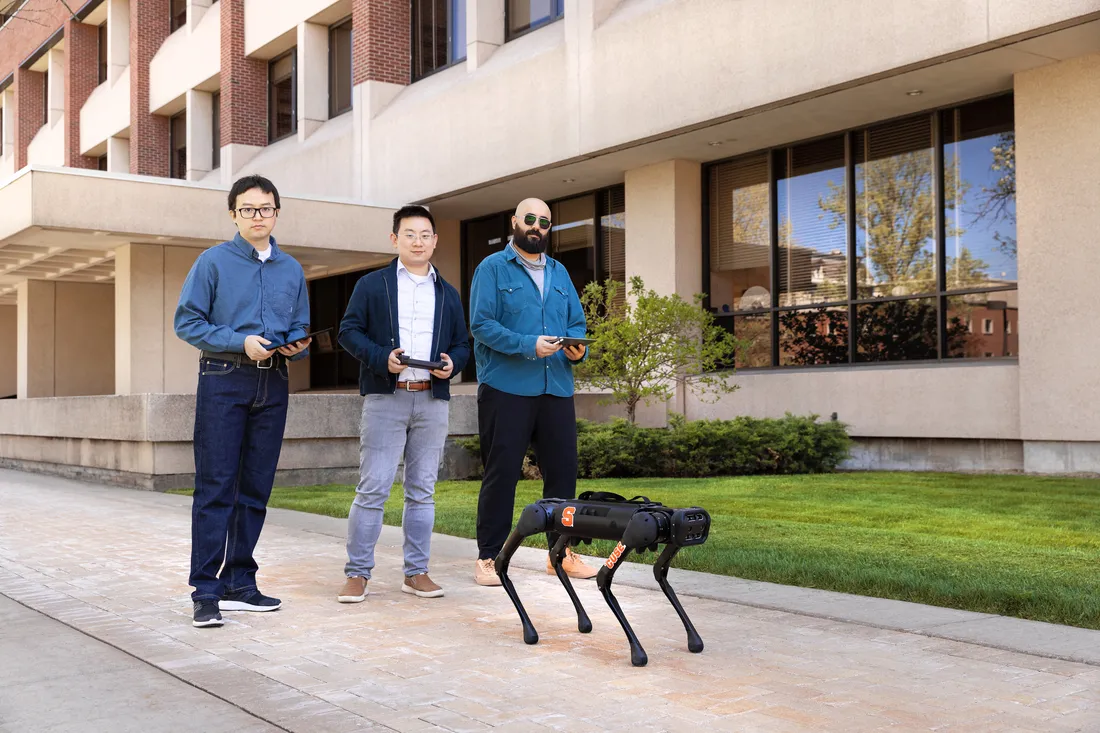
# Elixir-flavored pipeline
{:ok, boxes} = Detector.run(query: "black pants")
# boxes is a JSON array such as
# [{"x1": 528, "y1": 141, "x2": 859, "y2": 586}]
[{"x1": 476, "y1": 383, "x2": 577, "y2": 560}]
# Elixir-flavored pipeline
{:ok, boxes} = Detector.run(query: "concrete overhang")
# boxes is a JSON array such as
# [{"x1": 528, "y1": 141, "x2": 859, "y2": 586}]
[
  {"x1": 0, "y1": 166, "x2": 398, "y2": 304},
  {"x1": 422, "y1": 17, "x2": 1100, "y2": 220}
]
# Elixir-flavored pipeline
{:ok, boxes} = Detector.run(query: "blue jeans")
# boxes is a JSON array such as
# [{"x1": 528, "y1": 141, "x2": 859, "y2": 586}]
[
  {"x1": 345, "y1": 391, "x2": 450, "y2": 579},
  {"x1": 189, "y1": 356, "x2": 289, "y2": 602}
]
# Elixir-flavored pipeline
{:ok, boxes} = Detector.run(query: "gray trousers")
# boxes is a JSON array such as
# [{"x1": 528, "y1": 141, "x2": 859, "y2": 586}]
[{"x1": 344, "y1": 390, "x2": 450, "y2": 579}]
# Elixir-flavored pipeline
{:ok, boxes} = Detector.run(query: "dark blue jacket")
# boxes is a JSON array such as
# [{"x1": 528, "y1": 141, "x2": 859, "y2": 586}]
[{"x1": 338, "y1": 258, "x2": 470, "y2": 399}]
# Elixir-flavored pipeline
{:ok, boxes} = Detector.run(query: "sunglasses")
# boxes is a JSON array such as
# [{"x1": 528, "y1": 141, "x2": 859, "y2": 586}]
[{"x1": 522, "y1": 214, "x2": 552, "y2": 230}]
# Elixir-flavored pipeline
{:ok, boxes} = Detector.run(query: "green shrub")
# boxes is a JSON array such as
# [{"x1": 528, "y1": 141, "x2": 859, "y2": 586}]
[{"x1": 458, "y1": 414, "x2": 851, "y2": 479}]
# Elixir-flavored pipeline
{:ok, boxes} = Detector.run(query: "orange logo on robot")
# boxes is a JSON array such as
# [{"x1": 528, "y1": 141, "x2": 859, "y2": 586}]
[
  {"x1": 561, "y1": 506, "x2": 576, "y2": 527},
  {"x1": 605, "y1": 542, "x2": 627, "y2": 569}
]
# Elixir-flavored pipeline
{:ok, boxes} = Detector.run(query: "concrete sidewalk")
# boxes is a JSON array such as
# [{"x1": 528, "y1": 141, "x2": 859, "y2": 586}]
[{"x1": 1, "y1": 469, "x2": 1098, "y2": 732}]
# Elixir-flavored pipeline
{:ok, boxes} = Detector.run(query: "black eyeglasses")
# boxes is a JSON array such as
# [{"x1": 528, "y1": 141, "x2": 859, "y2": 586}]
[
  {"x1": 236, "y1": 206, "x2": 278, "y2": 219},
  {"x1": 522, "y1": 214, "x2": 552, "y2": 230}
]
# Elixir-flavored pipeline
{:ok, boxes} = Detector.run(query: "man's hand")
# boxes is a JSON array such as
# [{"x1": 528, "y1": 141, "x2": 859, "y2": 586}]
[
  {"x1": 277, "y1": 337, "x2": 312, "y2": 358},
  {"x1": 563, "y1": 343, "x2": 586, "y2": 361},
  {"x1": 429, "y1": 353, "x2": 454, "y2": 379},
  {"x1": 388, "y1": 348, "x2": 408, "y2": 374},
  {"x1": 535, "y1": 335, "x2": 564, "y2": 358},
  {"x1": 244, "y1": 335, "x2": 274, "y2": 361}
]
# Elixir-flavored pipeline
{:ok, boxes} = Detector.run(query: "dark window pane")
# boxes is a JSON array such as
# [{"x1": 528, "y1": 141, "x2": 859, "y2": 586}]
[
  {"x1": 599, "y1": 184, "x2": 626, "y2": 311},
  {"x1": 98, "y1": 23, "x2": 108, "y2": 84},
  {"x1": 269, "y1": 51, "x2": 296, "y2": 141},
  {"x1": 507, "y1": 0, "x2": 564, "y2": 39},
  {"x1": 329, "y1": 20, "x2": 352, "y2": 116},
  {"x1": 211, "y1": 91, "x2": 220, "y2": 169},
  {"x1": 855, "y1": 298, "x2": 938, "y2": 362},
  {"x1": 945, "y1": 291, "x2": 1017, "y2": 359},
  {"x1": 854, "y1": 116, "x2": 936, "y2": 299},
  {"x1": 550, "y1": 194, "x2": 596, "y2": 298},
  {"x1": 778, "y1": 135, "x2": 847, "y2": 306},
  {"x1": 170, "y1": 0, "x2": 187, "y2": 32},
  {"x1": 943, "y1": 95, "x2": 1016, "y2": 291},
  {"x1": 780, "y1": 307, "x2": 848, "y2": 366},
  {"x1": 97, "y1": 154, "x2": 107, "y2": 171},
  {"x1": 170, "y1": 111, "x2": 186, "y2": 179},
  {"x1": 733, "y1": 313, "x2": 772, "y2": 368},
  {"x1": 709, "y1": 152, "x2": 770, "y2": 314},
  {"x1": 412, "y1": 0, "x2": 466, "y2": 79},
  {"x1": 42, "y1": 71, "x2": 48, "y2": 127}
]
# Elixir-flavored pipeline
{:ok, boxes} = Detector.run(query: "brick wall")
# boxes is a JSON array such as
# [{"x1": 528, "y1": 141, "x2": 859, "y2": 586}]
[
  {"x1": 352, "y1": 0, "x2": 410, "y2": 87},
  {"x1": 220, "y1": 0, "x2": 266, "y2": 148},
  {"x1": 14, "y1": 68, "x2": 45, "y2": 169},
  {"x1": 0, "y1": 0, "x2": 70, "y2": 82},
  {"x1": 64, "y1": 20, "x2": 100, "y2": 169},
  {"x1": 129, "y1": 0, "x2": 170, "y2": 176}
]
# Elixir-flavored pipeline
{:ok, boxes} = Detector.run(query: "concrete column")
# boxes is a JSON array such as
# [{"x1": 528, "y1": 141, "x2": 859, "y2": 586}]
[
  {"x1": 466, "y1": 0, "x2": 504, "y2": 72},
  {"x1": 115, "y1": 244, "x2": 166, "y2": 395},
  {"x1": 14, "y1": 281, "x2": 109, "y2": 398},
  {"x1": 16, "y1": 280, "x2": 54, "y2": 399},
  {"x1": 188, "y1": 0, "x2": 214, "y2": 30},
  {"x1": 1015, "y1": 52, "x2": 1100, "y2": 471},
  {"x1": 0, "y1": 305, "x2": 16, "y2": 399},
  {"x1": 298, "y1": 22, "x2": 328, "y2": 141},
  {"x1": 0, "y1": 89, "x2": 14, "y2": 163},
  {"x1": 186, "y1": 89, "x2": 213, "y2": 180},
  {"x1": 107, "y1": 0, "x2": 130, "y2": 86},
  {"x1": 162, "y1": 246, "x2": 202, "y2": 393},
  {"x1": 624, "y1": 159, "x2": 703, "y2": 299},
  {"x1": 106, "y1": 136, "x2": 130, "y2": 173},
  {"x1": 46, "y1": 48, "x2": 66, "y2": 127}
]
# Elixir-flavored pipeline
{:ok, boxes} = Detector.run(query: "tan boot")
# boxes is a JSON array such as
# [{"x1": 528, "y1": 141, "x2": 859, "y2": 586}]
[
  {"x1": 474, "y1": 558, "x2": 502, "y2": 586},
  {"x1": 337, "y1": 576, "x2": 368, "y2": 603},
  {"x1": 550, "y1": 548, "x2": 599, "y2": 580},
  {"x1": 402, "y1": 573, "x2": 444, "y2": 598}
]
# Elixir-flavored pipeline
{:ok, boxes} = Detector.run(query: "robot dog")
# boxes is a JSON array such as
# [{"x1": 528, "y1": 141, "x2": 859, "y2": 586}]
[{"x1": 494, "y1": 491, "x2": 711, "y2": 667}]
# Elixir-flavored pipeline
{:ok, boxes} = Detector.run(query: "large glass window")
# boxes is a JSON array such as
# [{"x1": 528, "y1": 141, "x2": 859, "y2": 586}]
[
  {"x1": 169, "y1": 110, "x2": 186, "y2": 179},
  {"x1": 170, "y1": 0, "x2": 186, "y2": 32},
  {"x1": 507, "y1": 0, "x2": 564, "y2": 40},
  {"x1": 329, "y1": 19, "x2": 352, "y2": 117},
  {"x1": 268, "y1": 50, "x2": 296, "y2": 142},
  {"x1": 706, "y1": 94, "x2": 1017, "y2": 368},
  {"x1": 97, "y1": 22, "x2": 107, "y2": 84},
  {"x1": 412, "y1": 0, "x2": 466, "y2": 80}
]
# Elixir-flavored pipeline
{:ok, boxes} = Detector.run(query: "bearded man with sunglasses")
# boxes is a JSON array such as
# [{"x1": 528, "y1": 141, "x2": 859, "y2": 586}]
[
  {"x1": 469, "y1": 198, "x2": 599, "y2": 586},
  {"x1": 174, "y1": 175, "x2": 311, "y2": 628}
]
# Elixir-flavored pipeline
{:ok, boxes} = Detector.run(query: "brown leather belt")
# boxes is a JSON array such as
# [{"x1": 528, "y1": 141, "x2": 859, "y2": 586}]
[{"x1": 397, "y1": 380, "x2": 431, "y2": 392}]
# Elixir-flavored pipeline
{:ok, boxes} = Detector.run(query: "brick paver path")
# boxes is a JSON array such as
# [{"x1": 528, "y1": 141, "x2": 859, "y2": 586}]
[{"x1": 1, "y1": 470, "x2": 1097, "y2": 732}]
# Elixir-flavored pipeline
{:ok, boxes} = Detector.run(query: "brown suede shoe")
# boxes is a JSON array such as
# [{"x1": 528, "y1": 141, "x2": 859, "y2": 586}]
[
  {"x1": 337, "y1": 576, "x2": 368, "y2": 603},
  {"x1": 401, "y1": 573, "x2": 444, "y2": 598},
  {"x1": 547, "y1": 548, "x2": 600, "y2": 579},
  {"x1": 474, "y1": 558, "x2": 502, "y2": 586}
]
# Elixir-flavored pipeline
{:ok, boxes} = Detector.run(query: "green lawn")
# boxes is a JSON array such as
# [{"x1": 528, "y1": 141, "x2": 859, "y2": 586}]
[{"x1": 170, "y1": 472, "x2": 1100, "y2": 629}]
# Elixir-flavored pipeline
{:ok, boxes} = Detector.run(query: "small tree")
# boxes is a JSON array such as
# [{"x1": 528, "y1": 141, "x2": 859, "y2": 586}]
[{"x1": 575, "y1": 277, "x2": 741, "y2": 423}]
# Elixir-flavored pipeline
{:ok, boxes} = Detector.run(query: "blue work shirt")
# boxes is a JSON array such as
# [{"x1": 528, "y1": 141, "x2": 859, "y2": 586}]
[
  {"x1": 469, "y1": 244, "x2": 587, "y2": 397},
  {"x1": 174, "y1": 233, "x2": 310, "y2": 359}
]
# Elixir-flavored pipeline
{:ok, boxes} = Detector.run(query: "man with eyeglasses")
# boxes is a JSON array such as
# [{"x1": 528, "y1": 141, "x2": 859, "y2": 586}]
[
  {"x1": 336, "y1": 205, "x2": 469, "y2": 603},
  {"x1": 174, "y1": 175, "x2": 312, "y2": 628},
  {"x1": 469, "y1": 197, "x2": 599, "y2": 586}
]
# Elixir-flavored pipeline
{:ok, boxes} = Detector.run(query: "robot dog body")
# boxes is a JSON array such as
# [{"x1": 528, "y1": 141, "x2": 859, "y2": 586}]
[{"x1": 494, "y1": 492, "x2": 711, "y2": 667}]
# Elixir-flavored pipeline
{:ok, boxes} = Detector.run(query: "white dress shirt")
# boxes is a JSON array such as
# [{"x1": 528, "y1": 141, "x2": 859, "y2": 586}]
[{"x1": 396, "y1": 260, "x2": 437, "y2": 382}]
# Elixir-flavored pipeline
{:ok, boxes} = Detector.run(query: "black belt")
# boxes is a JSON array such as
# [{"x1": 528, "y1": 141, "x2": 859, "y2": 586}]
[{"x1": 200, "y1": 350, "x2": 286, "y2": 370}]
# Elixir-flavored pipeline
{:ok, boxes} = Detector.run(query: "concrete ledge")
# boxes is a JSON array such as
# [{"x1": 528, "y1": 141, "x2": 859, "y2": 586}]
[
  {"x1": 844, "y1": 437, "x2": 1025, "y2": 473},
  {"x1": 1024, "y1": 440, "x2": 1100, "y2": 475}
]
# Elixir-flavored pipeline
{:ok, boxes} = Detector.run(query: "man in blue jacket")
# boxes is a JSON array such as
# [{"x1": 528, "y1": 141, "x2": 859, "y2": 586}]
[
  {"x1": 175, "y1": 175, "x2": 312, "y2": 628},
  {"x1": 469, "y1": 197, "x2": 599, "y2": 586},
  {"x1": 337, "y1": 205, "x2": 470, "y2": 602}
]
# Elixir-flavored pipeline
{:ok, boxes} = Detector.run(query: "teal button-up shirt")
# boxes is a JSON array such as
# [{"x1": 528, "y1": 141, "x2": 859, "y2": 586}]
[{"x1": 469, "y1": 244, "x2": 587, "y2": 397}]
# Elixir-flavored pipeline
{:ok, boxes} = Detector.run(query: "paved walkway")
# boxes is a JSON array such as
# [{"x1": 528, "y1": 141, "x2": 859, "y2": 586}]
[{"x1": 1, "y1": 469, "x2": 1098, "y2": 732}]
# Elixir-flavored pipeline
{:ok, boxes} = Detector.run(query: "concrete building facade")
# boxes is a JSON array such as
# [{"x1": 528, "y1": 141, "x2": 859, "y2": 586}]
[{"x1": 1, "y1": 0, "x2": 1099, "y2": 485}]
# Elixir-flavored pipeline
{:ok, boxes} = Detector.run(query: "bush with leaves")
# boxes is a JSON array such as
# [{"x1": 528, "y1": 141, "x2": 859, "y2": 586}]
[
  {"x1": 458, "y1": 414, "x2": 851, "y2": 479},
  {"x1": 575, "y1": 276, "x2": 742, "y2": 423}
]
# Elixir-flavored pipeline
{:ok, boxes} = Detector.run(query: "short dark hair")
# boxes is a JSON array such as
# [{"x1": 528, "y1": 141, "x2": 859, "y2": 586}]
[
  {"x1": 228, "y1": 175, "x2": 280, "y2": 211},
  {"x1": 392, "y1": 204, "x2": 435, "y2": 234}
]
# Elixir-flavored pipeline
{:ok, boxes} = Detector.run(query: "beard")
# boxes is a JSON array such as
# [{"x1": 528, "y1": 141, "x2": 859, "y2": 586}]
[{"x1": 512, "y1": 224, "x2": 547, "y2": 255}]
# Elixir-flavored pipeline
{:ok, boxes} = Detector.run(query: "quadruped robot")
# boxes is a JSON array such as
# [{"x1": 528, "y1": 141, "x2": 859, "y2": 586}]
[{"x1": 494, "y1": 491, "x2": 711, "y2": 667}]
